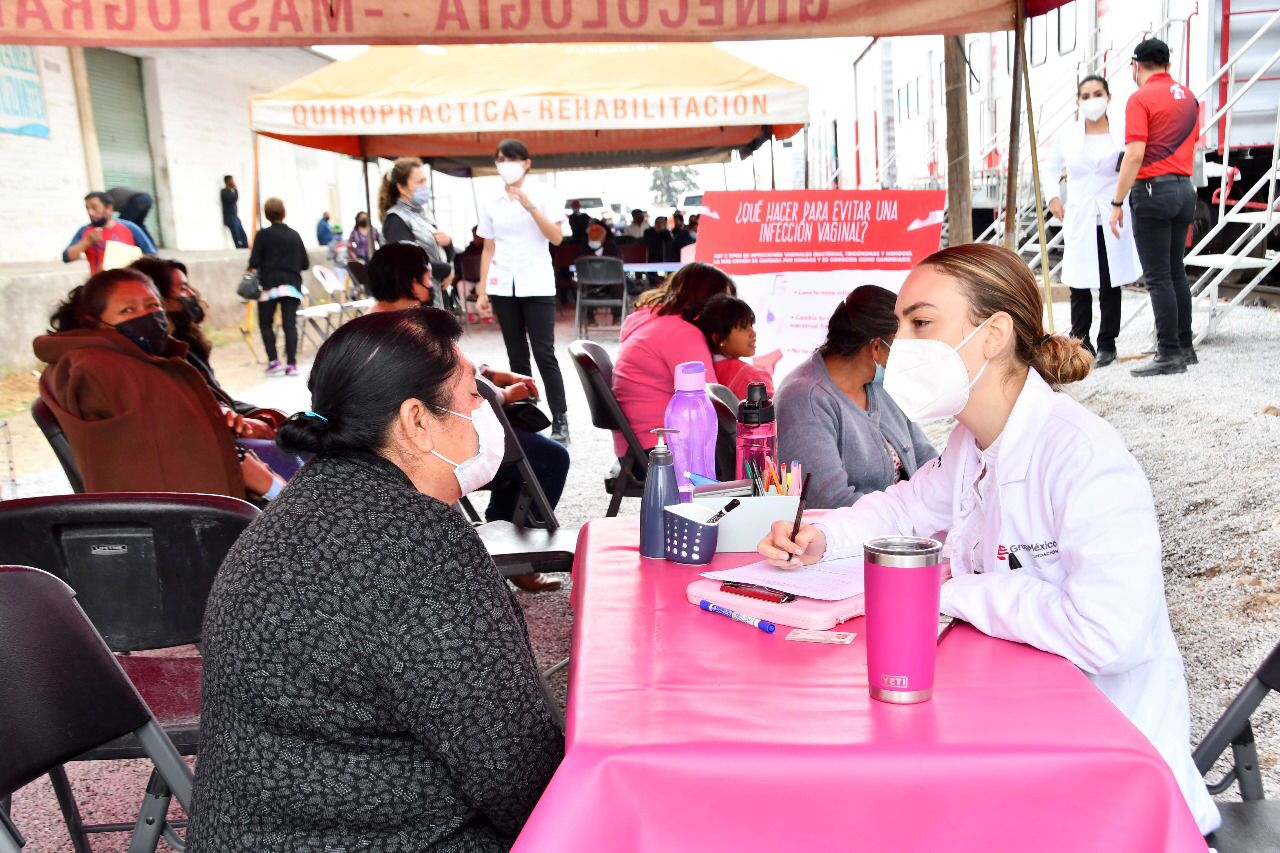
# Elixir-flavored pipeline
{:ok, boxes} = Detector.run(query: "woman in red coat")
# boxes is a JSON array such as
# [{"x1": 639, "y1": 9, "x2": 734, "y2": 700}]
[{"x1": 34, "y1": 268, "x2": 282, "y2": 501}]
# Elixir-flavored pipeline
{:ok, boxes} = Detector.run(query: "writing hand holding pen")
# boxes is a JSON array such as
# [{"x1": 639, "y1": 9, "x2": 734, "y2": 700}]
[{"x1": 758, "y1": 520, "x2": 826, "y2": 569}]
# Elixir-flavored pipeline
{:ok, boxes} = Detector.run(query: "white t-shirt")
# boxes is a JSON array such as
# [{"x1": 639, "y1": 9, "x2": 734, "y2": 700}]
[{"x1": 476, "y1": 181, "x2": 564, "y2": 298}]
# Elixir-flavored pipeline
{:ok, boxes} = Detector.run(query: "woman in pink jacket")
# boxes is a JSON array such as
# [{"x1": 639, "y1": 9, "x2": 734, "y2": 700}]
[{"x1": 611, "y1": 262, "x2": 734, "y2": 459}]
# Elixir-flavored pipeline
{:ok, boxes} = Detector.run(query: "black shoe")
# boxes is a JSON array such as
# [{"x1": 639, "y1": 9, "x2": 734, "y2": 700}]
[
  {"x1": 1130, "y1": 352, "x2": 1186, "y2": 377},
  {"x1": 1182, "y1": 346, "x2": 1198, "y2": 365},
  {"x1": 551, "y1": 414, "x2": 570, "y2": 445},
  {"x1": 1094, "y1": 349, "x2": 1116, "y2": 368}
]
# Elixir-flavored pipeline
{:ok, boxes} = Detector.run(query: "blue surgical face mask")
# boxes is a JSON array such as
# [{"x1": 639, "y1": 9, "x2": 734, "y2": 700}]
[
  {"x1": 412, "y1": 186, "x2": 432, "y2": 206},
  {"x1": 873, "y1": 338, "x2": 891, "y2": 384}
]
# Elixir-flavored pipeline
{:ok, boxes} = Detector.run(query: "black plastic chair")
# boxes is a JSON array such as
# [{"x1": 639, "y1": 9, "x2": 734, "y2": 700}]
[
  {"x1": 459, "y1": 378, "x2": 577, "y2": 578},
  {"x1": 461, "y1": 377, "x2": 560, "y2": 530},
  {"x1": 568, "y1": 340, "x2": 648, "y2": 516},
  {"x1": 345, "y1": 258, "x2": 371, "y2": 297},
  {"x1": 706, "y1": 382, "x2": 740, "y2": 482},
  {"x1": 31, "y1": 398, "x2": 85, "y2": 494},
  {"x1": 1198, "y1": 637, "x2": 1280, "y2": 851},
  {"x1": 0, "y1": 566, "x2": 194, "y2": 853},
  {"x1": 573, "y1": 255, "x2": 628, "y2": 338},
  {"x1": 0, "y1": 493, "x2": 259, "y2": 852}
]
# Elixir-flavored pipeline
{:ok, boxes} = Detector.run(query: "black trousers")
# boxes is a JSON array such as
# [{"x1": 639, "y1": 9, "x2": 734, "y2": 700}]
[
  {"x1": 258, "y1": 296, "x2": 300, "y2": 365},
  {"x1": 490, "y1": 295, "x2": 568, "y2": 417},
  {"x1": 1130, "y1": 178, "x2": 1197, "y2": 355},
  {"x1": 1069, "y1": 226, "x2": 1124, "y2": 354},
  {"x1": 484, "y1": 429, "x2": 570, "y2": 524}
]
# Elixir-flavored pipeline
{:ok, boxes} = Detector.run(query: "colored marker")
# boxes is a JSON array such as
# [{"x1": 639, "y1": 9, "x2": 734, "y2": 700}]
[{"x1": 699, "y1": 599, "x2": 777, "y2": 633}]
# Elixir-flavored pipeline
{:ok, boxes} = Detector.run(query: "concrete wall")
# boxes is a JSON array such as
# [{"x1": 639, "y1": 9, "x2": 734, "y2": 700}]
[
  {"x1": 0, "y1": 48, "x2": 94, "y2": 265},
  {"x1": 1, "y1": 247, "x2": 327, "y2": 372},
  {"x1": 0, "y1": 46, "x2": 377, "y2": 263}
]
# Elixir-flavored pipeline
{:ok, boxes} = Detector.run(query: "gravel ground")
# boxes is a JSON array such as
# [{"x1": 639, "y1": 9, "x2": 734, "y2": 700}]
[{"x1": 8, "y1": 297, "x2": 1280, "y2": 849}]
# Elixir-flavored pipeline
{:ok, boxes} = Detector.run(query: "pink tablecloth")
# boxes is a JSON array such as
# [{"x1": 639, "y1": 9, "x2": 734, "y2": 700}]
[{"x1": 513, "y1": 517, "x2": 1206, "y2": 853}]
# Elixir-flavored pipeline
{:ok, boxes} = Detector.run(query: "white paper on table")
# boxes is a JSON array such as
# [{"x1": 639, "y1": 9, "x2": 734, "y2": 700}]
[
  {"x1": 702, "y1": 556, "x2": 865, "y2": 602},
  {"x1": 101, "y1": 239, "x2": 143, "y2": 270}
]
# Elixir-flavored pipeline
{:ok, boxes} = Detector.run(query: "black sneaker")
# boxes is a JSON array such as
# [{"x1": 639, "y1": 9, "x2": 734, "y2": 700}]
[
  {"x1": 1130, "y1": 352, "x2": 1187, "y2": 377},
  {"x1": 1094, "y1": 349, "x2": 1117, "y2": 368},
  {"x1": 551, "y1": 414, "x2": 570, "y2": 445},
  {"x1": 1182, "y1": 346, "x2": 1198, "y2": 365}
]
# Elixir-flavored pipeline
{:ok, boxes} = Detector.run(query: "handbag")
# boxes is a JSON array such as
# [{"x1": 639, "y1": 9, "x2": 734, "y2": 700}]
[
  {"x1": 236, "y1": 271, "x2": 262, "y2": 301},
  {"x1": 504, "y1": 399, "x2": 552, "y2": 433}
]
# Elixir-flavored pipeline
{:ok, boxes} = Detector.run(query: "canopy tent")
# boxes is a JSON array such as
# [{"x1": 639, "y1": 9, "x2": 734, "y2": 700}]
[
  {"x1": 249, "y1": 44, "x2": 808, "y2": 172},
  {"x1": 0, "y1": 1, "x2": 1074, "y2": 47}
]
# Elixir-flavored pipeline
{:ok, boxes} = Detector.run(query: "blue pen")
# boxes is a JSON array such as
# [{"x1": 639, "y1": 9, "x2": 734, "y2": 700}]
[
  {"x1": 699, "y1": 599, "x2": 777, "y2": 633},
  {"x1": 686, "y1": 471, "x2": 720, "y2": 487}
]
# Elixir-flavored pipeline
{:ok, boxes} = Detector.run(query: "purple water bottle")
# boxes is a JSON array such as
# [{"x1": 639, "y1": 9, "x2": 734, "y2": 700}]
[
  {"x1": 735, "y1": 382, "x2": 777, "y2": 480},
  {"x1": 663, "y1": 361, "x2": 717, "y2": 501}
]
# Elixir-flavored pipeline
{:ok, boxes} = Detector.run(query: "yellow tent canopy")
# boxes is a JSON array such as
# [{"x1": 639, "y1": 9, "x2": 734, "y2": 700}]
[{"x1": 249, "y1": 43, "x2": 808, "y2": 171}]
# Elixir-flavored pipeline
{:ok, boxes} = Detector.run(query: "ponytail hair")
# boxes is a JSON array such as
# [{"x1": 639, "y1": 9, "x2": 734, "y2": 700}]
[
  {"x1": 917, "y1": 243, "x2": 1092, "y2": 387},
  {"x1": 819, "y1": 285, "x2": 898, "y2": 358},
  {"x1": 379, "y1": 156, "x2": 423, "y2": 219},
  {"x1": 275, "y1": 306, "x2": 463, "y2": 456},
  {"x1": 49, "y1": 268, "x2": 155, "y2": 332}
]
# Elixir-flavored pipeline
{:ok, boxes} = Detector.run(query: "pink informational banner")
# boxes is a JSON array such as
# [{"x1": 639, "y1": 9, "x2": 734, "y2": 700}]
[
  {"x1": 0, "y1": 0, "x2": 1069, "y2": 47},
  {"x1": 694, "y1": 189, "x2": 946, "y2": 381}
]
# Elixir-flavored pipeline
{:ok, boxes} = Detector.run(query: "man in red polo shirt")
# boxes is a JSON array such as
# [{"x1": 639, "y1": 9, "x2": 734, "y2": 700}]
[
  {"x1": 1109, "y1": 37, "x2": 1200, "y2": 377},
  {"x1": 63, "y1": 191, "x2": 157, "y2": 274}
]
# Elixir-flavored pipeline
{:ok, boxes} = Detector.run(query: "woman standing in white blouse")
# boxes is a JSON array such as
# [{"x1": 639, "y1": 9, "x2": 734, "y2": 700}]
[
  {"x1": 476, "y1": 139, "x2": 570, "y2": 444},
  {"x1": 1044, "y1": 75, "x2": 1143, "y2": 367}
]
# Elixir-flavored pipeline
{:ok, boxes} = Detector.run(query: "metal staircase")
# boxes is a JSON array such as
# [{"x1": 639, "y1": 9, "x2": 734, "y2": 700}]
[
  {"x1": 1114, "y1": 5, "x2": 1280, "y2": 346},
  {"x1": 1180, "y1": 107, "x2": 1280, "y2": 342}
]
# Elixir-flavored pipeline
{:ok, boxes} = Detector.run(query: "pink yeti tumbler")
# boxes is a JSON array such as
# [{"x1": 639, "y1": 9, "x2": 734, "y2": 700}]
[{"x1": 864, "y1": 536, "x2": 944, "y2": 704}]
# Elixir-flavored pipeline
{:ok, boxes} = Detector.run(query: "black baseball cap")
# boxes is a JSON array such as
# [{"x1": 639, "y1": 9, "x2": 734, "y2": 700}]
[{"x1": 1132, "y1": 38, "x2": 1171, "y2": 65}]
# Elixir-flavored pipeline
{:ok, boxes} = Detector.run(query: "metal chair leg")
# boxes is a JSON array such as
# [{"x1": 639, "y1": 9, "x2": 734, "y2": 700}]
[
  {"x1": 126, "y1": 770, "x2": 171, "y2": 853},
  {"x1": 606, "y1": 476, "x2": 626, "y2": 518},
  {"x1": 47, "y1": 766, "x2": 93, "y2": 853},
  {"x1": 543, "y1": 657, "x2": 570, "y2": 678},
  {"x1": 0, "y1": 805, "x2": 25, "y2": 853}
]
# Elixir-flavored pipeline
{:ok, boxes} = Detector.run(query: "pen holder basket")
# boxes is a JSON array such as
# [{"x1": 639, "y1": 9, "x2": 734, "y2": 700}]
[{"x1": 663, "y1": 504, "x2": 720, "y2": 564}]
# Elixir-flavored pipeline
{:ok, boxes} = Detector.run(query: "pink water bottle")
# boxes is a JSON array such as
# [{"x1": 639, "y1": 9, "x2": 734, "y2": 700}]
[
  {"x1": 735, "y1": 382, "x2": 777, "y2": 480},
  {"x1": 864, "y1": 536, "x2": 944, "y2": 704}
]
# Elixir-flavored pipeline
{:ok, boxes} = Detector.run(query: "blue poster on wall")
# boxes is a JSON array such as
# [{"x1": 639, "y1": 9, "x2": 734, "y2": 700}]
[{"x1": 0, "y1": 46, "x2": 49, "y2": 139}]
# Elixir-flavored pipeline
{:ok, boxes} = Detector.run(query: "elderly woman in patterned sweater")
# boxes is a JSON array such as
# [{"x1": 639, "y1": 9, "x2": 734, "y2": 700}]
[{"x1": 189, "y1": 307, "x2": 564, "y2": 852}]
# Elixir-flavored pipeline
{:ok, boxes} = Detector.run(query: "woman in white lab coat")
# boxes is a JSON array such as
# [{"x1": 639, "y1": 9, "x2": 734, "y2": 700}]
[
  {"x1": 759, "y1": 243, "x2": 1220, "y2": 836},
  {"x1": 1043, "y1": 75, "x2": 1142, "y2": 366}
]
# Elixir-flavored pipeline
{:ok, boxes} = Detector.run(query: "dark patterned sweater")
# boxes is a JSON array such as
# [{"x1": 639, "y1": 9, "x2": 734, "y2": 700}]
[{"x1": 188, "y1": 451, "x2": 564, "y2": 852}]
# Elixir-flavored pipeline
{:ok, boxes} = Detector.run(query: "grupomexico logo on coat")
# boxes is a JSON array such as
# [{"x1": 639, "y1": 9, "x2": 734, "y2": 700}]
[{"x1": 997, "y1": 541, "x2": 1060, "y2": 568}]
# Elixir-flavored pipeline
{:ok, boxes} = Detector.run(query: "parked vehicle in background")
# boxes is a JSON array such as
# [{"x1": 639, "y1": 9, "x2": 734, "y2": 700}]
[{"x1": 680, "y1": 193, "x2": 708, "y2": 218}]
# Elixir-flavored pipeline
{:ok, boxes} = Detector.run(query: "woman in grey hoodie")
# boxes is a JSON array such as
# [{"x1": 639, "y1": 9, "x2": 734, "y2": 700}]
[{"x1": 776, "y1": 285, "x2": 937, "y2": 508}]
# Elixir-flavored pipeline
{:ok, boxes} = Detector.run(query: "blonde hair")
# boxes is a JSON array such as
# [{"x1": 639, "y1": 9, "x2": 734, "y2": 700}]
[
  {"x1": 918, "y1": 243, "x2": 1092, "y2": 387},
  {"x1": 379, "y1": 157, "x2": 423, "y2": 218}
]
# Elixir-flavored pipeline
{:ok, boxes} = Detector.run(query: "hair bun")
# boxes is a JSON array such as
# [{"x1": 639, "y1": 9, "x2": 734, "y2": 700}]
[
  {"x1": 1031, "y1": 334, "x2": 1092, "y2": 387},
  {"x1": 276, "y1": 411, "x2": 331, "y2": 455}
]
